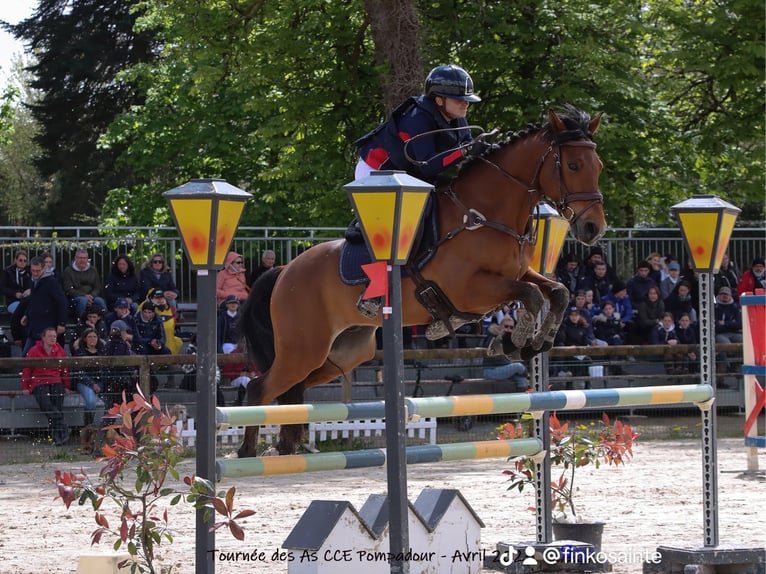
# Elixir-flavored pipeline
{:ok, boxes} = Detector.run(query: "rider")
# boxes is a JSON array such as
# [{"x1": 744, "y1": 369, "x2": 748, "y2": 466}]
[
  {"x1": 354, "y1": 64, "x2": 485, "y2": 184},
  {"x1": 352, "y1": 65, "x2": 486, "y2": 317}
]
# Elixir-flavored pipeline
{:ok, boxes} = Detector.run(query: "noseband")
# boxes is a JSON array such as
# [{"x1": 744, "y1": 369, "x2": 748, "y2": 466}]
[{"x1": 479, "y1": 138, "x2": 603, "y2": 225}]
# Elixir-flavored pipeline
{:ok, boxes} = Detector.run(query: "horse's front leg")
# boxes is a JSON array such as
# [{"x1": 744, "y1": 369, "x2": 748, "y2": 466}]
[
  {"x1": 500, "y1": 281, "x2": 545, "y2": 351},
  {"x1": 521, "y1": 268, "x2": 570, "y2": 353}
]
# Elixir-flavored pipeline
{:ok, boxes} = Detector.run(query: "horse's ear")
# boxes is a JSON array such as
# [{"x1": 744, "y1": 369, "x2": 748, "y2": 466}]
[
  {"x1": 547, "y1": 109, "x2": 567, "y2": 134},
  {"x1": 589, "y1": 112, "x2": 603, "y2": 135}
]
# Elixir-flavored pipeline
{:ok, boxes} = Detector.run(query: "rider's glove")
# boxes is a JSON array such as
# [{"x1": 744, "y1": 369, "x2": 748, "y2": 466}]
[{"x1": 463, "y1": 139, "x2": 490, "y2": 158}]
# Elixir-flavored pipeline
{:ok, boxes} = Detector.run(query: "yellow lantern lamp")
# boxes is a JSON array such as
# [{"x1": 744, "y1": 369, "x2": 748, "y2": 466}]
[
  {"x1": 529, "y1": 202, "x2": 570, "y2": 276},
  {"x1": 671, "y1": 195, "x2": 741, "y2": 273},
  {"x1": 163, "y1": 178, "x2": 251, "y2": 269},
  {"x1": 343, "y1": 170, "x2": 433, "y2": 265}
]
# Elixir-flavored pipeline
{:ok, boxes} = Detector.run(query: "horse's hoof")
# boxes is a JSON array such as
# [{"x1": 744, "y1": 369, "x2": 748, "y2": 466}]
[
  {"x1": 512, "y1": 310, "x2": 534, "y2": 348},
  {"x1": 262, "y1": 447, "x2": 280, "y2": 457}
]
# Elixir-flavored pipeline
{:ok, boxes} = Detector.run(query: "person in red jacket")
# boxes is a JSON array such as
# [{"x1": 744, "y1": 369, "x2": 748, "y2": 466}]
[
  {"x1": 22, "y1": 326, "x2": 71, "y2": 446},
  {"x1": 736, "y1": 256, "x2": 765, "y2": 297}
]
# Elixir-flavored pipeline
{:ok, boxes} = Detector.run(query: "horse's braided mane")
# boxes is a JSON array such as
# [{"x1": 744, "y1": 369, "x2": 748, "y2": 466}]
[{"x1": 457, "y1": 104, "x2": 594, "y2": 173}]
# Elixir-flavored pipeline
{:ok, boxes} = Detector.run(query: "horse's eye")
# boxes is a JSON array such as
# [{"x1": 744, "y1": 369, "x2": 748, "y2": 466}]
[{"x1": 567, "y1": 162, "x2": 579, "y2": 171}]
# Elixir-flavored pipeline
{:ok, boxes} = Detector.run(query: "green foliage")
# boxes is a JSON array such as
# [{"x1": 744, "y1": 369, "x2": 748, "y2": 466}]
[
  {"x1": 51, "y1": 388, "x2": 254, "y2": 574},
  {"x1": 499, "y1": 413, "x2": 639, "y2": 522}
]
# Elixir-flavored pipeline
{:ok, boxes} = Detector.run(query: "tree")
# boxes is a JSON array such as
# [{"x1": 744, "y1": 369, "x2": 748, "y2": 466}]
[{"x1": 6, "y1": 0, "x2": 155, "y2": 224}]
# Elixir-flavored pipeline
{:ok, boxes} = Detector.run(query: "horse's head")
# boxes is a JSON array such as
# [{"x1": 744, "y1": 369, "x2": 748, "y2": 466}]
[{"x1": 539, "y1": 106, "x2": 606, "y2": 246}]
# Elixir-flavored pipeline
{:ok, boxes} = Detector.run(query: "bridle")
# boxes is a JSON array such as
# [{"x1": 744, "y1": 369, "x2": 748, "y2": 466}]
[{"x1": 475, "y1": 137, "x2": 603, "y2": 225}]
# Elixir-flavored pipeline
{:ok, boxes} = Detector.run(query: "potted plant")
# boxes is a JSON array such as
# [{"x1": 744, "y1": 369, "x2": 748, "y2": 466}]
[
  {"x1": 498, "y1": 412, "x2": 639, "y2": 550},
  {"x1": 51, "y1": 388, "x2": 254, "y2": 574}
]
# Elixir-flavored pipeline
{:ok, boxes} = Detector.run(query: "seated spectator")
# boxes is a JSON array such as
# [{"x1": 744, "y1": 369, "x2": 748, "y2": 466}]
[
  {"x1": 104, "y1": 255, "x2": 140, "y2": 312},
  {"x1": 592, "y1": 301, "x2": 625, "y2": 346},
  {"x1": 660, "y1": 261, "x2": 682, "y2": 301},
  {"x1": 664, "y1": 280, "x2": 698, "y2": 324},
  {"x1": 553, "y1": 307, "x2": 597, "y2": 385},
  {"x1": 626, "y1": 260, "x2": 658, "y2": 310},
  {"x1": 21, "y1": 327, "x2": 71, "y2": 446},
  {"x1": 583, "y1": 289, "x2": 601, "y2": 317},
  {"x1": 555, "y1": 252, "x2": 582, "y2": 299},
  {"x1": 601, "y1": 279, "x2": 634, "y2": 330},
  {"x1": 218, "y1": 295, "x2": 245, "y2": 378},
  {"x1": 104, "y1": 320, "x2": 137, "y2": 407},
  {"x1": 139, "y1": 253, "x2": 179, "y2": 308},
  {"x1": 2, "y1": 249, "x2": 31, "y2": 314},
  {"x1": 714, "y1": 286, "x2": 743, "y2": 377},
  {"x1": 21, "y1": 256, "x2": 69, "y2": 355},
  {"x1": 675, "y1": 313, "x2": 698, "y2": 374},
  {"x1": 133, "y1": 303, "x2": 171, "y2": 356},
  {"x1": 40, "y1": 251, "x2": 60, "y2": 280},
  {"x1": 71, "y1": 304, "x2": 108, "y2": 352},
  {"x1": 247, "y1": 249, "x2": 277, "y2": 287},
  {"x1": 70, "y1": 327, "x2": 106, "y2": 427},
  {"x1": 631, "y1": 285, "x2": 664, "y2": 344},
  {"x1": 583, "y1": 245, "x2": 618, "y2": 283},
  {"x1": 736, "y1": 256, "x2": 766, "y2": 298},
  {"x1": 649, "y1": 312, "x2": 682, "y2": 375},
  {"x1": 579, "y1": 260, "x2": 612, "y2": 304},
  {"x1": 217, "y1": 252, "x2": 250, "y2": 305},
  {"x1": 62, "y1": 248, "x2": 107, "y2": 316},
  {"x1": 103, "y1": 298, "x2": 137, "y2": 334},
  {"x1": 2, "y1": 250, "x2": 31, "y2": 346},
  {"x1": 646, "y1": 252, "x2": 664, "y2": 285},
  {"x1": 481, "y1": 315, "x2": 529, "y2": 391},
  {"x1": 714, "y1": 253, "x2": 739, "y2": 301},
  {"x1": 139, "y1": 288, "x2": 182, "y2": 354}
]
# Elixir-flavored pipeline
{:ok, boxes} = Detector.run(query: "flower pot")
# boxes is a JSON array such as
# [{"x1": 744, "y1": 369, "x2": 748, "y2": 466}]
[{"x1": 552, "y1": 521, "x2": 605, "y2": 553}]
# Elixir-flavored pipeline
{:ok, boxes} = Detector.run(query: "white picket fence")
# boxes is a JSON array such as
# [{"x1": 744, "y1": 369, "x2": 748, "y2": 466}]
[{"x1": 174, "y1": 417, "x2": 438, "y2": 450}]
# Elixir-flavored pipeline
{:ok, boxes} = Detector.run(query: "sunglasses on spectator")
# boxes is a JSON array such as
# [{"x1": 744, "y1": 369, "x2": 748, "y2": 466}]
[
  {"x1": 502, "y1": 324, "x2": 514, "y2": 330},
  {"x1": 233, "y1": 260, "x2": 243, "y2": 264},
  {"x1": 152, "y1": 259, "x2": 164, "y2": 264}
]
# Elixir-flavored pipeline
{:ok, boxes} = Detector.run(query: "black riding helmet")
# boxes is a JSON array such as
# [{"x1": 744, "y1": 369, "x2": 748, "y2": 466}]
[{"x1": 425, "y1": 64, "x2": 481, "y2": 102}]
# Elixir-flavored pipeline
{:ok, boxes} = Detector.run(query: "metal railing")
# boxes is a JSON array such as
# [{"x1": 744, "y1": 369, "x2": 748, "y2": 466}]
[{"x1": 0, "y1": 226, "x2": 762, "y2": 303}]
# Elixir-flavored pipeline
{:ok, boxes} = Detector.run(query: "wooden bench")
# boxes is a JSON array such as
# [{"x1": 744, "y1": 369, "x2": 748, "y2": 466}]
[{"x1": 0, "y1": 389, "x2": 106, "y2": 433}]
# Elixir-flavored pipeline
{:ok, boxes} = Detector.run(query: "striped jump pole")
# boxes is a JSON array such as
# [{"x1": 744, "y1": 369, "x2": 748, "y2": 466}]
[
  {"x1": 216, "y1": 438, "x2": 543, "y2": 479},
  {"x1": 216, "y1": 384, "x2": 715, "y2": 428}
]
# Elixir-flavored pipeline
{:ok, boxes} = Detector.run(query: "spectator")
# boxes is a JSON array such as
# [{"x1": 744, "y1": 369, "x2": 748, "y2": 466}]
[
  {"x1": 675, "y1": 313, "x2": 698, "y2": 374},
  {"x1": 481, "y1": 315, "x2": 529, "y2": 391},
  {"x1": 70, "y1": 327, "x2": 106, "y2": 427},
  {"x1": 62, "y1": 248, "x2": 107, "y2": 316},
  {"x1": 247, "y1": 249, "x2": 276, "y2": 288},
  {"x1": 20, "y1": 256, "x2": 69, "y2": 355},
  {"x1": 555, "y1": 252, "x2": 583, "y2": 299},
  {"x1": 664, "y1": 280, "x2": 698, "y2": 324},
  {"x1": 631, "y1": 285, "x2": 665, "y2": 344},
  {"x1": 104, "y1": 320, "x2": 136, "y2": 407},
  {"x1": 71, "y1": 304, "x2": 108, "y2": 351},
  {"x1": 601, "y1": 279, "x2": 634, "y2": 330},
  {"x1": 216, "y1": 251, "x2": 250, "y2": 306},
  {"x1": 583, "y1": 245, "x2": 618, "y2": 282},
  {"x1": 592, "y1": 301, "x2": 625, "y2": 346},
  {"x1": 104, "y1": 255, "x2": 140, "y2": 312},
  {"x1": 218, "y1": 294, "x2": 243, "y2": 354},
  {"x1": 2, "y1": 250, "x2": 31, "y2": 314},
  {"x1": 714, "y1": 253, "x2": 739, "y2": 301},
  {"x1": 649, "y1": 312, "x2": 682, "y2": 375},
  {"x1": 736, "y1": 256, "x2": 766, "y2": 298},
  {"x1": 583, "y1": 289, "x2": 601, "y2": 317},
  {"x1": 103, "y1": 298, "x2": 137, "y2": 334},
  {"x1": 2, "y1": 250, "x2": 32, "y2": 347},
  {"x1": 646, "y1": 252, "x2": 665, "y2": 284},
  {"x1": 553, "y1": 307, "x2": 597, "y2": 386},
  {"x1": 21, "y1": 326, "x2": 71, "y2": 446},
  {"x1": 660, "y1": 261, "x2": 682, "y2": 301},
  {"x1": 579, "y1": 260, "x2": 612, "y2": 304},
  {"x1": 132, "y1": 303, "x2": 171, "y2": 356},
  {"x1": 41, "y1": 251, "x2": 60, "y2": 280},
  {"x1": 139, "y1": 253, "x2": 179, "y2": 308},
  {"x1": 138, "y1": 289, "x2": 182, "y2": 354},
  {"x1": 626, "y1": 260, "x2": 657, "y2": 310},
  {"x1": 714, "y1": 286, "x2": 743, "y2": 378}
]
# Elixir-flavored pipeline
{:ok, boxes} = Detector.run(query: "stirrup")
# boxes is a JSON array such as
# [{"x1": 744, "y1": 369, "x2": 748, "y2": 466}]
[{"x1": 357, "y1": 294, "x2": 381, "y2": 319}]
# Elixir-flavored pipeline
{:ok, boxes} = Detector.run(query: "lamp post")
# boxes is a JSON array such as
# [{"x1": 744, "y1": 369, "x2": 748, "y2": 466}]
[
  {"x1": 671, "y1": 194, "x2": 740, "y2": 548},
  {"x1": 344, "y1": 171, "x2": 431, "y2": 574},
  {"x1": 164, "y1": 178, "x2": 251, "y2": 573},
  {"x1": 529, "y1": 203, "x2": 570, "y2": 544}
]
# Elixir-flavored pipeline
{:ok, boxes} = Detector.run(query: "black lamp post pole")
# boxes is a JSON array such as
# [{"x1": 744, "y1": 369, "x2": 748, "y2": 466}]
[
  {"x1": 383, "y1": 262, "x2": 410, "y2": 574},
  {"x1": 196, "y1": 269, "x2": 217, "y2": 573}
]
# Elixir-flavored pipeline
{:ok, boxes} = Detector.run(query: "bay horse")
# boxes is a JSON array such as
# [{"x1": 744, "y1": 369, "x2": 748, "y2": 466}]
[{"x1": 237, "y1": 105, "x2": 606, "y2": 457}]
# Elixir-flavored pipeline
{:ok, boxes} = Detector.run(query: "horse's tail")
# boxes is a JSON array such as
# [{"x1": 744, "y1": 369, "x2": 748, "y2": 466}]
[{"x1": 241, "y1": 266, "x2": 282, "y2": 372}]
